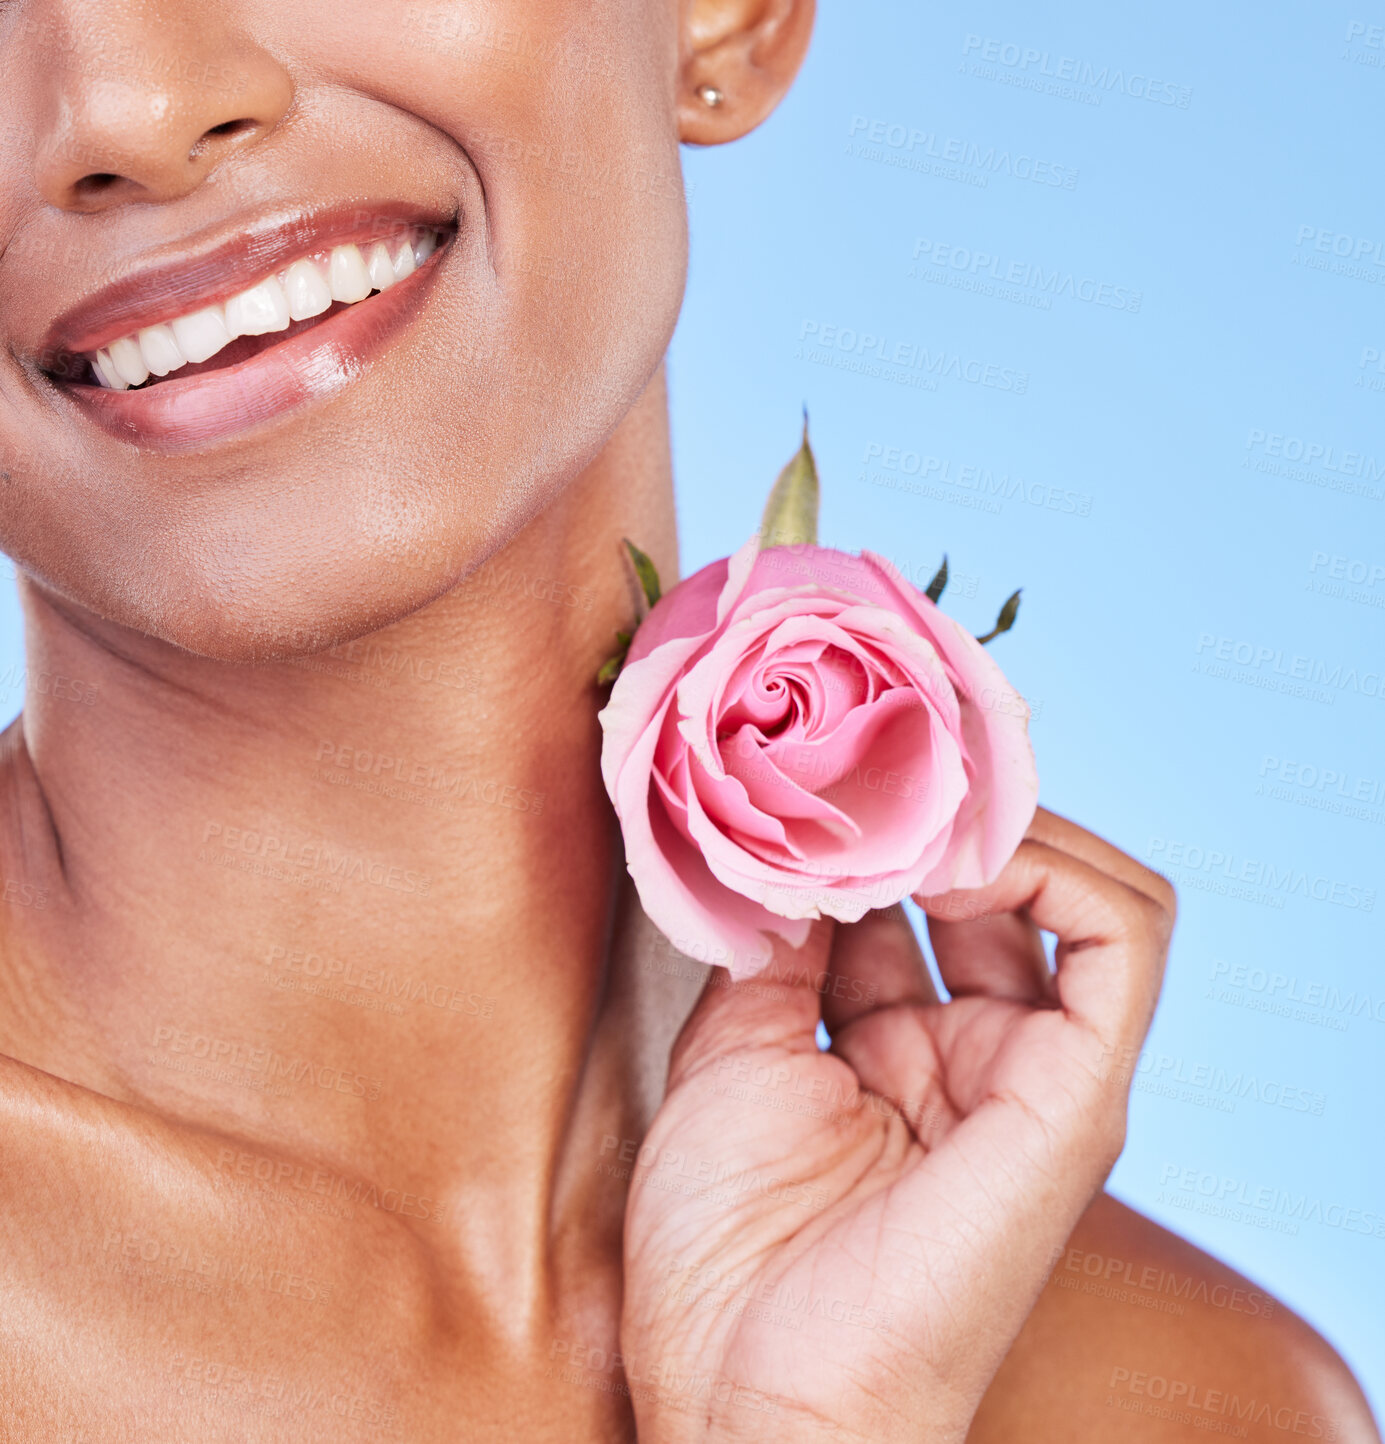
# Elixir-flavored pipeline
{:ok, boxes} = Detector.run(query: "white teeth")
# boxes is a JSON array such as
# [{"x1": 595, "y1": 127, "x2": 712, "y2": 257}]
[
  {"x1": 224, "y1": 276, "x2": 290, "y2": 338},
  {"x1": 92, "y1": 349, "x2": 127, "y2": 390},
  {"x1": 107, "y1": 335, "x2": 149, "y2": 387},
  {"x1": 283, "y1": 258, "x2": 332, "y2": 321},
  {"x1": 82, "y1": 228, "x2": 441, "y2": 389},
  {"x1": 329, "y1": 244, "x2": 372, "y2": 304},
  {"x1": 138, "y1": 323, "x2": 184, "y2": 376},
  {"x1": 366, "y1": 242, "x2": 397, "y2": 292},
  {"x1": 170, "y1": 306, "x2": 233, "y2": 365}
]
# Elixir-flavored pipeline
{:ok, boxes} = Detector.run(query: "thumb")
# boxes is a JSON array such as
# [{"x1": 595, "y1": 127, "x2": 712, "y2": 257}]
[{"x1": 664, "y1": 920, "x2": 836, "y2": 1090}]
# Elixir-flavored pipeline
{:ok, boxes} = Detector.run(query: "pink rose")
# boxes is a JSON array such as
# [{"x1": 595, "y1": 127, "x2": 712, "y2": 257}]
[{"x1": 599, "y1": 538, "x2": 1039, "y2": 979}]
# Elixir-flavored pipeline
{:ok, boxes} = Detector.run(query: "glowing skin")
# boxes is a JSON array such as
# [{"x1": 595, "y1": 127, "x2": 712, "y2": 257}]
[{"x1": 0, "y1": 1, "x2": 1374, "y2": 1441}]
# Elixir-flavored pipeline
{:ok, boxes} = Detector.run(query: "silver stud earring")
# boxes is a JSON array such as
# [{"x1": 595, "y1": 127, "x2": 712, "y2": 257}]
[{"x1": 697, "y1": 85, "x2": 725, "y2": 108}]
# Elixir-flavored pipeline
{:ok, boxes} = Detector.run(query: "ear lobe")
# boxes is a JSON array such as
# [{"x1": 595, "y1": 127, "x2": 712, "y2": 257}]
[{"x1": 677, "y1": 0, "x2": 816, "y2": 146}]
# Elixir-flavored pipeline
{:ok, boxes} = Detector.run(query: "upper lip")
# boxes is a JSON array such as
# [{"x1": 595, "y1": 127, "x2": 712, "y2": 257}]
[{"x1": 38, "y1": 200, "x2": 457, "y2": 366}]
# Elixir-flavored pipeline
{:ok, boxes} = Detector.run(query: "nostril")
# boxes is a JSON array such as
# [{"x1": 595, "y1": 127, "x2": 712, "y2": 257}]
[
  {"x1": 72, "y1": 173, "x2": 122, "y2": 201},
  {"x1": 189, "y1": 118, "x2": 258, "y2": 158}
]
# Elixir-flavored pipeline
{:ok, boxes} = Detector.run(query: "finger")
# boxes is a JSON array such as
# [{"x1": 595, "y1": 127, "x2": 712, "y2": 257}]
[
  {"x1": 1028, "y1": 806, "x2": 1177, "y2": 919},
  {"x1": 926, "y1": 910, "x2": 1056, "y2": 1006},
  {"x1": 662, "y1": 920, "x2": 834, "y2": 1091},
  {"x1": 915, "y1": 838, "x2": 1170, "y2": 1054},
  {"x1": 924, "y1": 806, "x2": 1176, "y2": 1005},
  {"x1": 873, "y1": 844, "x2": 1174, "y2": 1348},
  {"x1": 821, "y1": 904, "x2": 938, "y2": 1038}
]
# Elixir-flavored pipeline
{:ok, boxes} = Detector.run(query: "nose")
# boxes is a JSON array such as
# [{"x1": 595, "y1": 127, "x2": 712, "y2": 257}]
[{"x1": 28, "y1": 3, "x2": 293, "y2": 212}]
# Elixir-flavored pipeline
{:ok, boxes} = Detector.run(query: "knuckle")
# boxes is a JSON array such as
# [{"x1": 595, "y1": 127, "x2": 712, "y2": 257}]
[
  {"x1": 1130, "y1": 889, "x2": 1174, "y2": 949},
  {"x1": 1101, "y1": 1112, "x2": 1129, "y2": 1171},
  {"x1": 1085, "y1": 1088, "x2": 1130, "y2": 1166},
  {"x1": 1146, "y1": 869, "x2": 1178, "y2": 921},
  {"x1": 1076, "y1": 1089, "x2": 1129, "y2": 1174},
  {"x1": 1114, "y1": 849, "x2": 1177, "y2": 919}
]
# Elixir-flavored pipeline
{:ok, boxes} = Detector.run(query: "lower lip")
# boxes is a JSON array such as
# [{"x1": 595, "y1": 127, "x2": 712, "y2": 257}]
[{"x1": 62, "y1": 252, "x2": 444, "y2": 452}]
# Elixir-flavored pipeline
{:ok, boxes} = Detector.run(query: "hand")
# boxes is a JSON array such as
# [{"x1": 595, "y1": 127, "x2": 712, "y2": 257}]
[{"x1": 619, "y1": 808, "x2": 1175, "y2": 1443}]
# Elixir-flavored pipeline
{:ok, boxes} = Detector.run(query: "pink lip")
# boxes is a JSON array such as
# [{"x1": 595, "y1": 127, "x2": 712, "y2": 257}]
[
  {"x1": 40, "y1": 202, "x2": 451, "y2": 359},
  {"x1": 59, "y1": 246, "x2": 446, "y2": 452}
]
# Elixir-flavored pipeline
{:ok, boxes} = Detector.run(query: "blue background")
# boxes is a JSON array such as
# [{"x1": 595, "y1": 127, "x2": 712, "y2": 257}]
[
  {"x1": 0, "y1": 0, "x2": 1378, "y2": 1417},
  {"x1": 665, "y1": 0, "x2": 1384, "y2": 1417}
]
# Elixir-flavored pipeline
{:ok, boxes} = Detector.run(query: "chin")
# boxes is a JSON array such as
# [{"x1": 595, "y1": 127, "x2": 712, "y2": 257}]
[{"x1": 19, "y1": 513, "x2": 489, "y2": 667}]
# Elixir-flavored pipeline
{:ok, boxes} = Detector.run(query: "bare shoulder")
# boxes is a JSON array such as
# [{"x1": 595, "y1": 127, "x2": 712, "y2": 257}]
[
  {"x1": 969, "y1": 1193, "x2": 1380, "y2": 1444},
  {"x1": 0, "y1": 1050, "x2": 443, "y2": 1441}
]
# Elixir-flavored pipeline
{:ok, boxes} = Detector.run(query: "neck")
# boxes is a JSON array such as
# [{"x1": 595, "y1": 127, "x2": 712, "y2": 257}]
[{"x1": 0, "y1": 366, "x2": 683, "y2": 1263}]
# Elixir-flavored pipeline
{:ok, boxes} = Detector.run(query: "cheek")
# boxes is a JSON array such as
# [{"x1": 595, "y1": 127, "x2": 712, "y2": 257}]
[
  {"x1": 252, "y1": 2, "x2": 687, "y2": 647},
  {"x1": 295, "y1": 0, "x2": 689, "y2": 420}
]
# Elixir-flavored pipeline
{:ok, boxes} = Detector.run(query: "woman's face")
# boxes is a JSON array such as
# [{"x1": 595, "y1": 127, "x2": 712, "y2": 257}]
[{"x1": 0, "y1": 0, "x2": 698, "y2": 659}]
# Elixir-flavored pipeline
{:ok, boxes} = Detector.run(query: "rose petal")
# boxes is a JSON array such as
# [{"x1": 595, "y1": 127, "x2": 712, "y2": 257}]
[
  {"x1": 719, "y1": 722, "x2": 862, "y2": 835},
  {"x1": 861, "y1": 551, "x2": 1039, "y2": 887}
]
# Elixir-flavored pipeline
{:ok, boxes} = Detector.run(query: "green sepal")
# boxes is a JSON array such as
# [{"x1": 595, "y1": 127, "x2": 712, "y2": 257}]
[
  {"x1": 599, "y1": 539, "x2": 660, "y2": 688},
  {"x1": 624, "y1": 539, "x2": 662, "y2": 611},
  {"x1": 925, "y1": 555, "x2": 948, "y2": 603},
  {"x1": 976, "y1": 589, "x2": 1022, "y2": 645},
  {"x1": 596, "y1": 632, "x2": 633, "y2": 686},
  {"x1": 759, "y1": 411, "x2": 820, "y2": 549}
]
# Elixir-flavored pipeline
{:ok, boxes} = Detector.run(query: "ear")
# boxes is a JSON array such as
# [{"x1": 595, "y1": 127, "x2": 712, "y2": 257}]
[{"x1": 677, "y1": 0, "x2": 816, "y2": 146}]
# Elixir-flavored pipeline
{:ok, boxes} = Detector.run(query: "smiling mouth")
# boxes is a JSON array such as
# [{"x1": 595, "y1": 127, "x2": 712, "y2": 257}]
[
  {"x1": 55, "y1": 225, "x2": 446, "y2": 391},
  {"x1": 39, "y1": 207, "x2": 457, "y2": 451}
]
